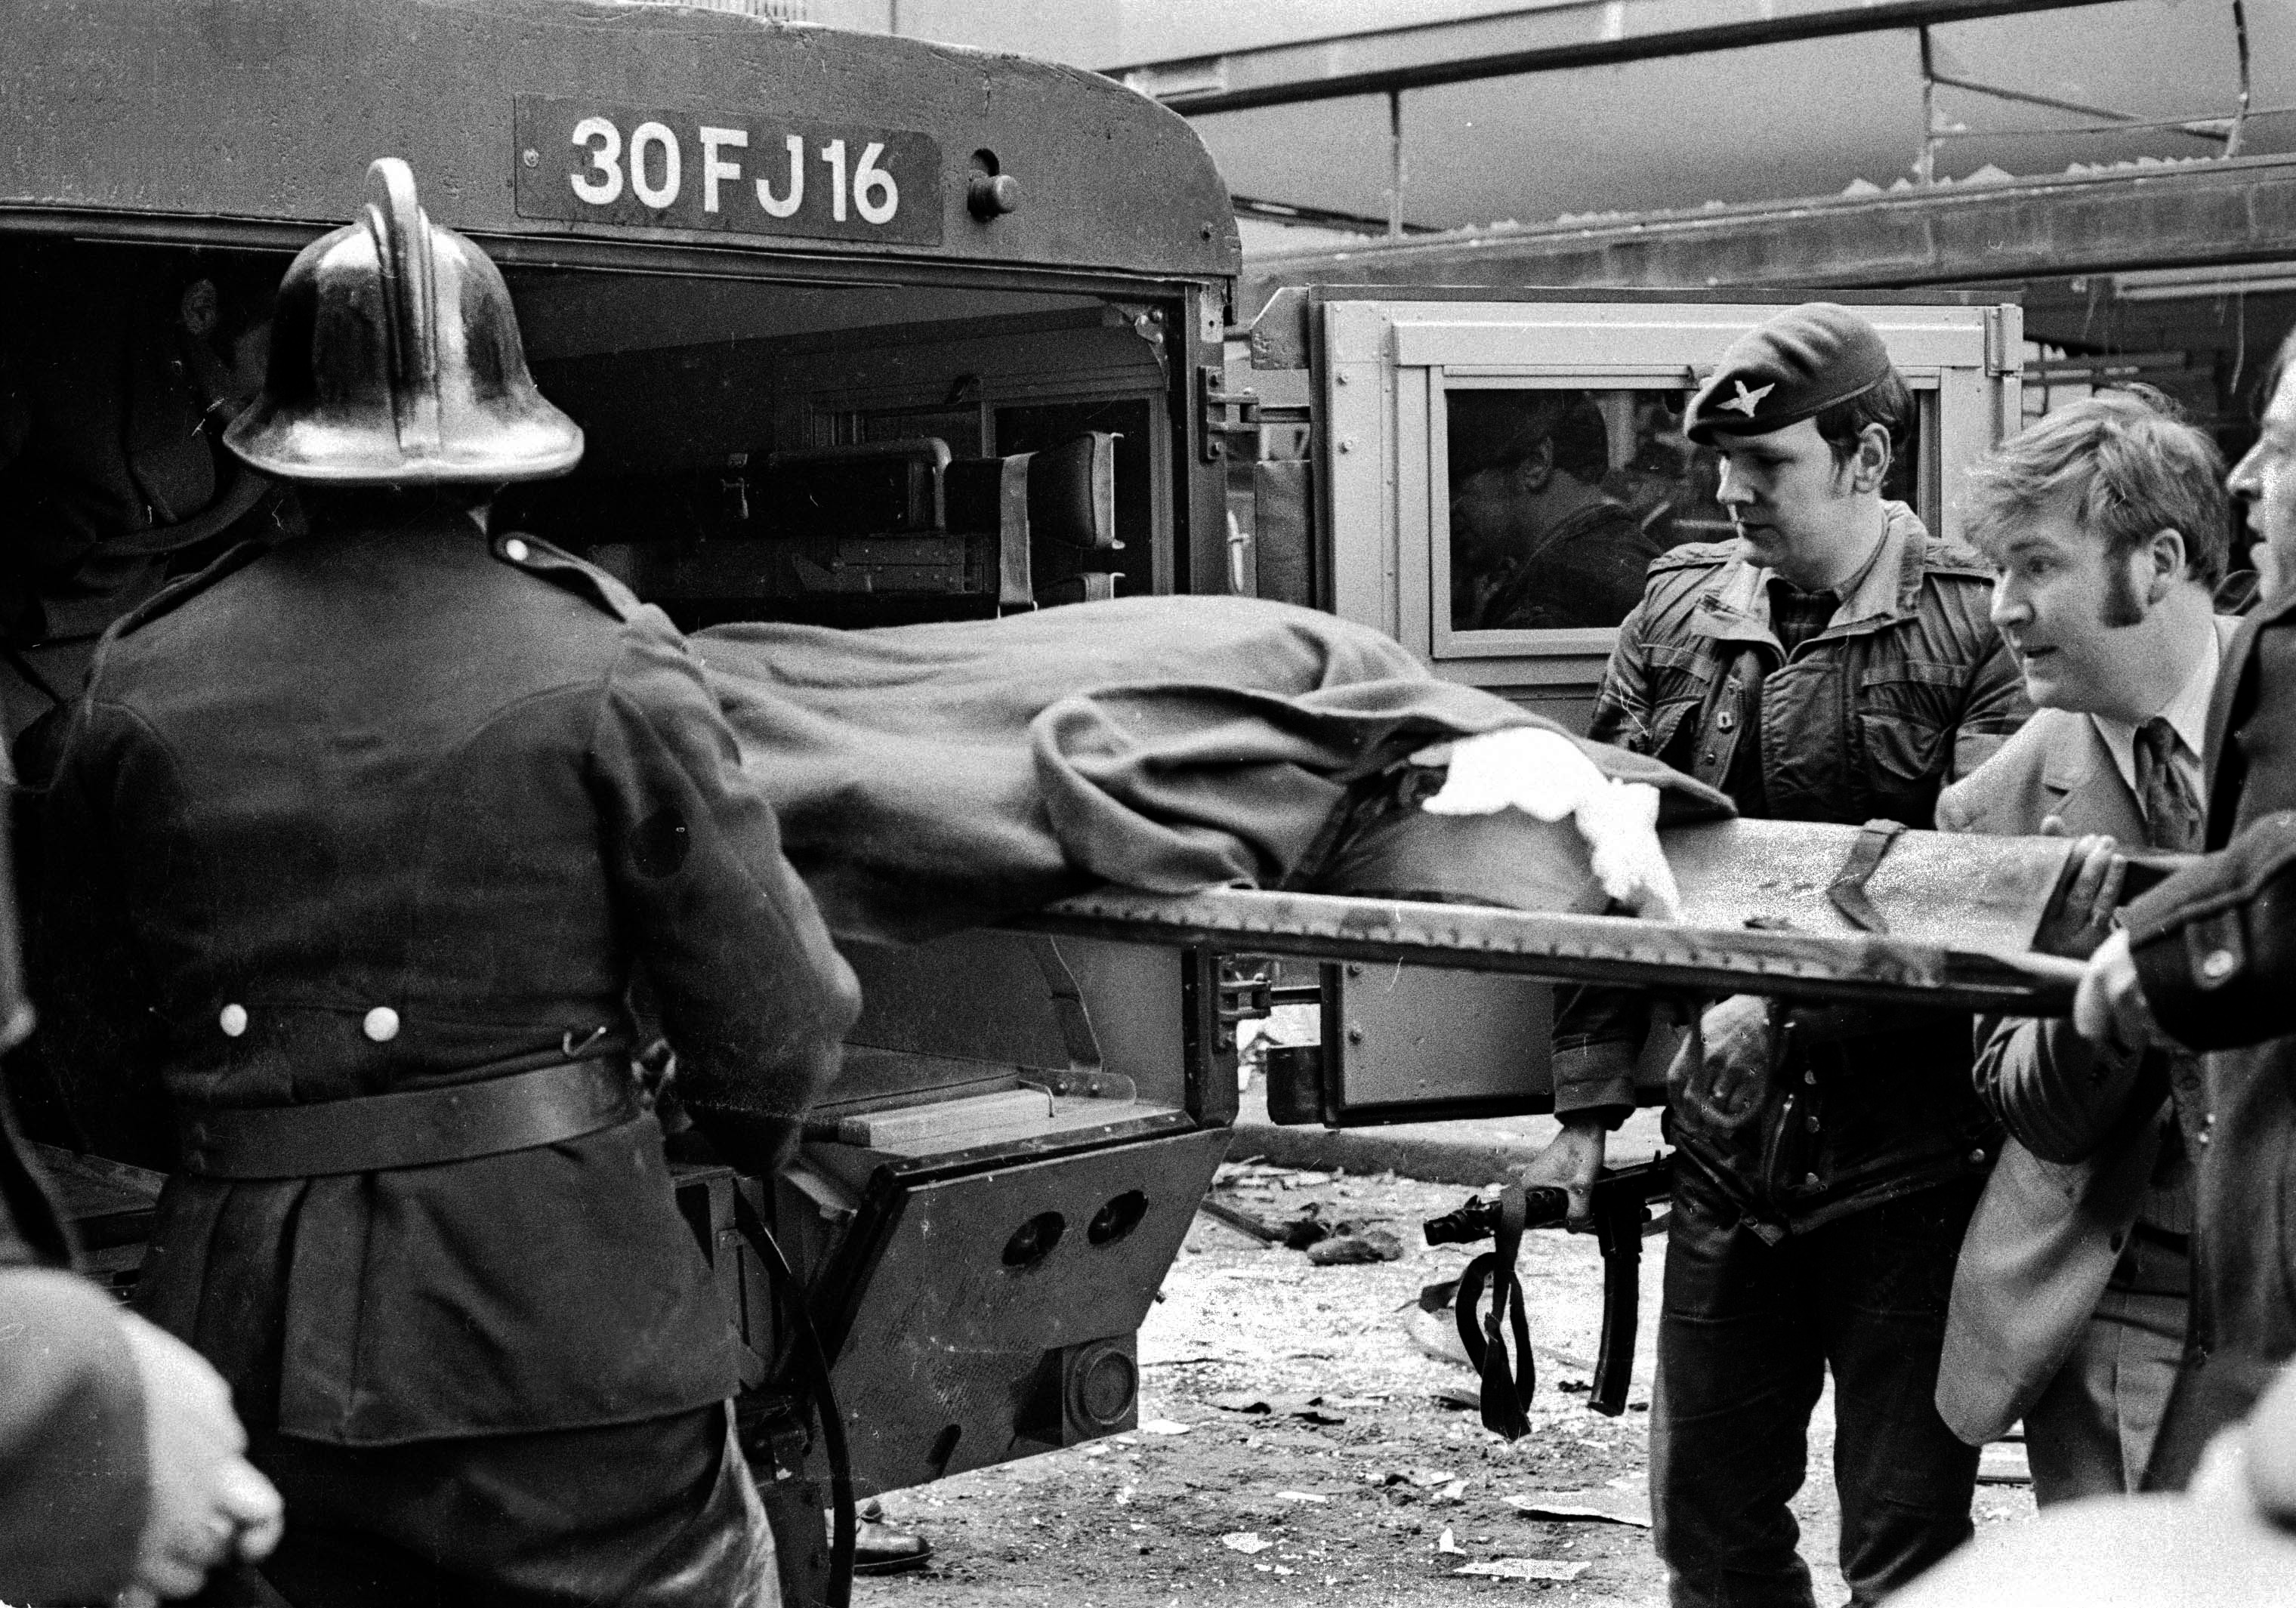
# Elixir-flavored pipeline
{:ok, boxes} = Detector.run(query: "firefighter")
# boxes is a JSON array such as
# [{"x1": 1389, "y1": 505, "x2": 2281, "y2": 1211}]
[{"x1": 31, "y1": 159, "x2": 859, "y2": 1605}]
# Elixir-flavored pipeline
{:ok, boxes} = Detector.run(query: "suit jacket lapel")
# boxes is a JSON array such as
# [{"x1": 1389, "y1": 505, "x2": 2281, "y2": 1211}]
[
  {"x1": 2041, "y1": 718, "x2": 2148, "y2": 844},
  {"x1": 2204, "y1": 610, "x2": 2259, "y2": 848}
]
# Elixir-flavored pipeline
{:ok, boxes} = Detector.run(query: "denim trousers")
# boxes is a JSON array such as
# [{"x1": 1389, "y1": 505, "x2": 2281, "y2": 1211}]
[{"x1": 1650, "y1": 1162, "x2": 1983, "y2": 1608}]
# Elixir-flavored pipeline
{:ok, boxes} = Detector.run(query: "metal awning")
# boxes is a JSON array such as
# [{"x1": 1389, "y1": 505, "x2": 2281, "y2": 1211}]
[
  {"x1": 1107, "y1": 0, "x2": 2106, "y2": 118},
  {"x1": 1245, "y1": 151, "x2": 2296, "y2": 304}
]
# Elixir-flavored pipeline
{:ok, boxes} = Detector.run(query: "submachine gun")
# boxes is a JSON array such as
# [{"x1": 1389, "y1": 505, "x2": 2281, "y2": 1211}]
[{"x1": 1421, "y1": 1158, "x2": 1674, "y2": 1436}]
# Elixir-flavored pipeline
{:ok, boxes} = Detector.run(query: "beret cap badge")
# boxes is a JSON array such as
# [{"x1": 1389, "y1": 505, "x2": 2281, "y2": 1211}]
[{"x1": 1685, "y1": 302, "x2": 1894, "y2": 446}]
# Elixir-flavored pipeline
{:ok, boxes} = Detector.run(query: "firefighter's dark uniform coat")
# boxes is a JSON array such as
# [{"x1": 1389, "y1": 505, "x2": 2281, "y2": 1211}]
[{"x1": 35, "y1": 502, "x2": 859, "y2": 1451}]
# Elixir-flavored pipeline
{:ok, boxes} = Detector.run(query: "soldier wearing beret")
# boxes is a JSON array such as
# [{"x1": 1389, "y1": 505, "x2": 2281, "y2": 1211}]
[
  {"x1": 1519, "y1": 303, "x2": 2028, "y2": 1606},
  {"x1": 31, "y1": 160, "x2": 859, "y2": 1604}
]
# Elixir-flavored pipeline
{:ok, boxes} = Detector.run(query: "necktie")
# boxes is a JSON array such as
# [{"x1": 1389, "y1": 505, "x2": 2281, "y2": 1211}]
[{"x1": 2134, "y1": 716, "x2": 2202, "y2": 853}]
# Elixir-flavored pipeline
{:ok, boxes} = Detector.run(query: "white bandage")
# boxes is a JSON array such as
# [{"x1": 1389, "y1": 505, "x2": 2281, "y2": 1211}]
[{"x1": 1412, "y1": 727, "x2": 1686, "y2": 922}]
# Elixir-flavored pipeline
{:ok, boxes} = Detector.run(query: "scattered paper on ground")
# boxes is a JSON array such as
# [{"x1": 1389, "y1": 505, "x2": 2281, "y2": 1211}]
[
  {"x1": 1221, "y1": 1532, "x2": 1273, "y2": 1554},
  {"x1": 1507, "y1": 1486, "x2": 1654, "y2": 1528},
  {"x1": 868, "y1": 1154, "x2": 1964, "y2": 1605},
  {"x1": 1139, "y1": 1418, "x2": 1192, "y2": 1435},
  {"x1": 1209, "y1": 1390, "x2": 1348, "y2": 1423},
  {"x1": 1454, "y1": 1557, "x2": 1593, "y2": 1581}
]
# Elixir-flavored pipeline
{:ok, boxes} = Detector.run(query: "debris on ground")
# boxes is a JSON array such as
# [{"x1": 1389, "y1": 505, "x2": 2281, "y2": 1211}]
[
  {"x1": 1507, "y1": 1486, "x2": 1654, "y2": 1528},
  {"x1": 1207, "y1": 1163, "x2": 1409, "y2": 1262},
  {"x1": 1208, "y1": 1390, "x2": 1351, "y2": 1424},
  {"x1": 1220, "y1": 1532, "x2": 1273, "y2": 1555},
  {"x1": 1137, "y1": 1418, "x2": 1192, "y2": 1435},
  {"x1": 1280, "y1": 1203, "x2": 1334, "y2": 1250},
  {"x1": 1307, "y1": 1227, "x2": 1406, "y2": 1265},
  {"x1": 851, "y1": 1157, "x2": 2032, "y2": 1606},
  {"x1": 1389, "y1": 1466, "x2": 1459, "y2": 1489},
  {"x1": 1436, "y1": 1526, "x2": 1464, "y2": 1554},
  {"x1": 1196, "y1": 1198, "x2": 1283, "y2": 1244},
  {"x1": 1453, "y1": 1558, "x2": 1592, "y2": 1581}
]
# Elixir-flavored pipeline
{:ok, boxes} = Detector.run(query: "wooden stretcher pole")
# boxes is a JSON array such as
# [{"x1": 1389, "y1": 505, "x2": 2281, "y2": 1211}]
[{"x1": 1002, "y1": 886, "x2": 2090, "y2": 1017}]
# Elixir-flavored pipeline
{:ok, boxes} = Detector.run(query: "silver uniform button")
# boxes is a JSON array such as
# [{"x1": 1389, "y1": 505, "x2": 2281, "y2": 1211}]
[
  {"x1": 363, "y1": 1006, "x2": 401, "y2": 1043},
  {"x1": 2202, "y1": 949, "x2": 2237, "y2": 981},
  {"x1": 503, "y1": 538, "x2": 531, "y2": 563},
  {"x1": 219, "y1": 1003, "x2": 248, "y2": 1038}
]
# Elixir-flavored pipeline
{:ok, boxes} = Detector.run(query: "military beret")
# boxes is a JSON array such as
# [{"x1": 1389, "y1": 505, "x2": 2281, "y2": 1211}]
[
  {"x1": 1448, "y1": 390, "x2": 1571, "y2": 487},
  {"x1": 1684, "y1": 303, "x2": 1893, "y2": 446}
]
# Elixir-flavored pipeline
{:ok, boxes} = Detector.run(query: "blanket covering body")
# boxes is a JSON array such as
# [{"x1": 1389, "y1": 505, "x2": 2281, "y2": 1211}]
[{"x1": 696, "y1": 595, "x2": 1727, "y2": 943}]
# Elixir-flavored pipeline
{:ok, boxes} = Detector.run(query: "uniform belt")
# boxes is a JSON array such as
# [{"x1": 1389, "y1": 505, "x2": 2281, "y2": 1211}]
[{"x1": 177, "y1": 1057, "x2": 639, "y2": 1179}]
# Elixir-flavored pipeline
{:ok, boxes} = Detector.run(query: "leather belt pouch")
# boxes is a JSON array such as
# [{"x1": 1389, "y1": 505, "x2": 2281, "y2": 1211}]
[{"x1": 178, "y1": 1057, "x2": 637, "y2": 1178}]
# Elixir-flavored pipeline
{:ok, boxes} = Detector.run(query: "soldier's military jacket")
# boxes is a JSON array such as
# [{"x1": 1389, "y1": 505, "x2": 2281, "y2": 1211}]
[
  {"x1": 1563, "y1": 504, "x2": 2025, "y2": 1228},
  {"x1": 34, "y1": 501, "x2": 859, "y2": 1446}
]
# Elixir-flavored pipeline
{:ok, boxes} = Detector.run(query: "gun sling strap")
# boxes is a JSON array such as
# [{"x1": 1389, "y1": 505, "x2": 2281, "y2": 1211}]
[
  {"x1": 1454, "y1": 1181, "x2": 1536, "y2": 1441},
  {"x1": 176, "y1": 1054, "x2": 637, "y2": 1178}
]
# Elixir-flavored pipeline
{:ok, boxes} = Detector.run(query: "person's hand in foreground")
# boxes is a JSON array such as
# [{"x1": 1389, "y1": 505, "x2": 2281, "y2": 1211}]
[
  {"x1": 116, "y1": 1313, "x2": 283, "y2": 1606},
  {"x1": 2032, "y1": 831, "x2": 2125, "y2": 959},
  {"x1": 2072, "y1": 927, "x2": 2175, "y2": 1056}
]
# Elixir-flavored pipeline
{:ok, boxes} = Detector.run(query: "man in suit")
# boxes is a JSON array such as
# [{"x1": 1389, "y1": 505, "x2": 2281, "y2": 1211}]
[
  {"x1": 2077, "y1": 329, "x2": 2296, "y2": 1486},
  {"x1": 1933, "y1": 387, "x2": 2230, "y2": 1502},
  {"x1": 1900, "y1": 332, "x2": 2296, "y2": 1603}
]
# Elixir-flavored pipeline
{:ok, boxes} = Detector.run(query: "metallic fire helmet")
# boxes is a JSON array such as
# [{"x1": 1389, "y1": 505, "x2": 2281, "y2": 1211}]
[{"x1": 226, "y1": 158, "x2": 583, "y2": 485}]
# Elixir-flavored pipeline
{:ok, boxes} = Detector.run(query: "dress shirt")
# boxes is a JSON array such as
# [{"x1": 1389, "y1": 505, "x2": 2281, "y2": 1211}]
[{"x1": 2090, "y1": 618, "x2": 2219, "y2": 824}]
